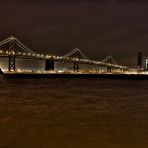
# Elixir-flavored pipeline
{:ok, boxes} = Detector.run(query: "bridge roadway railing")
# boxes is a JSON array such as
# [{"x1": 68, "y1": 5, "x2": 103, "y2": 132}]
[{"x1": 0, "y1": 51, "x2": 129, "y2": 71}]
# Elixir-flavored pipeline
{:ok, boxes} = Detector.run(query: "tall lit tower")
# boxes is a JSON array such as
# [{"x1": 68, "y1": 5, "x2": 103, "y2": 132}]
[
  {"x1": 146, "y1": 59, "x2": 148, "y2": 70},
  {"x1": 137, "y1": 52, "x2": 143, "y2": 68}
]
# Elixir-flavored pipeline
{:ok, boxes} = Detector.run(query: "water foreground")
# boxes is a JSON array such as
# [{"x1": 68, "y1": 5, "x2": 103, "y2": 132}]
[
  {"x1": 0, "y1": 76, "x2": 148, "y2": 148},
  {"x1": 2, "y1": 68, "x2": 148, "y2": 80},
  {"x1": 3, "y1": 72, "x2": 148, "y2": 80}
]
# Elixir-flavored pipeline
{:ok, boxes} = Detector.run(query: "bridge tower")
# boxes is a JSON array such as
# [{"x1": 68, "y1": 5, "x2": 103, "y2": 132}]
[
  {"x1": 102, "y1": 55, "x2": 117, "y2": 73},
  {"x1": 8, "y1": 36, "x2": 16, "y2": 72},
  {"x1": 62, "y1": 48, "x2": 89, "y2": 72},
  {"x1": 106, "y1": 56, "x2": 112, "y2": 73}
]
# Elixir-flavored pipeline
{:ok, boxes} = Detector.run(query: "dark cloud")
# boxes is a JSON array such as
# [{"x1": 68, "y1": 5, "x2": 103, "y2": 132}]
[{"x1": 0, "y1": 0, "x2": 148, "y2": 66}]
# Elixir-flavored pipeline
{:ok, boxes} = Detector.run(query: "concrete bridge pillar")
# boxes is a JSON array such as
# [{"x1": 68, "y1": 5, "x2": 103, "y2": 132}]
[
  {"x1": 107, "y1": 67, "x2": 112, "y2": 73},
  {"x1": 45, "y1": 59, "x2": 55, "y2": 71},
  {"x1": 74, "y1": 62, "x2": 79, "y2": 72},
  {"x1": 8, "y1": 56, "x2": 16, "y2": 72}
]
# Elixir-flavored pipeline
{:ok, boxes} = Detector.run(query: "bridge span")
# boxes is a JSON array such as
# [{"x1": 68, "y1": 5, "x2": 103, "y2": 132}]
[{"x1": 0, "y1": 36, "x2": 130, "y2": 73}]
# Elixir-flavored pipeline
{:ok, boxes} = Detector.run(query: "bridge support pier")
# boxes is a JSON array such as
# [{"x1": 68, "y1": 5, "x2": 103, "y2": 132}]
[
  {"x1": 74, "y1": 62, "x2": 79, "y2": 72},
  {"x1": 8, "y1": 56, "x2": 16, "y2": 72},
  {"x1": 107, "y1": 67, "x2": 112, "y2": 73},
  {"x1": 45, "y1": 59, "x2": 55, "y2": 71}
]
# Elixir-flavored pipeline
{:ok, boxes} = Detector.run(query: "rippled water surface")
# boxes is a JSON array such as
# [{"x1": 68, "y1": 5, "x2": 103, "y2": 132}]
[{"x1": 0, "y1": 75, "x2": 148, "y2": 148}]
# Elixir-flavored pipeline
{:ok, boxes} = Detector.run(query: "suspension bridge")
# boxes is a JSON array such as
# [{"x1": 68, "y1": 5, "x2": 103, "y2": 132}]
[{"x1": 0, "y1": 36, "x2": 129, "y2": 73}]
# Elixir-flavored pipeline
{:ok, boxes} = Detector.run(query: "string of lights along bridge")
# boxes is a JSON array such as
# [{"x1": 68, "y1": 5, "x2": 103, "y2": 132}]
[{"x1": 0, "y1": 36, "x2": 130, "y2": 73}]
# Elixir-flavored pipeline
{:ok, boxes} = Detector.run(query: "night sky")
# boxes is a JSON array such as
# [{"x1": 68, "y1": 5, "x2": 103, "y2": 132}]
[{"x1": 1, "y1": 0, "x2": 148, "y2": 66}]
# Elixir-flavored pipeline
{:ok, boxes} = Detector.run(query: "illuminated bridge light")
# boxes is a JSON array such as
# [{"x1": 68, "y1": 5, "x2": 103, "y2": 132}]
[
  {"x1": 47, "y1": 55, "x2": 52, "y2": 58},
  {"x1": 0, "y1": 50, "x2": 3, "y2": 53}
]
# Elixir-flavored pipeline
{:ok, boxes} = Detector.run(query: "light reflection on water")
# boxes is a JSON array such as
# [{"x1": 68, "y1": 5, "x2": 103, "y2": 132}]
[{"x1": 0, "y1": 76, "x2": 148, "y2": 148}]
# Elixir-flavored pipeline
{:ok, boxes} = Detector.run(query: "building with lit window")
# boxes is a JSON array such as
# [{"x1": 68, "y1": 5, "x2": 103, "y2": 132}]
[{"x1": 146, "y1": 59, "x2": 148, "y2": 70}]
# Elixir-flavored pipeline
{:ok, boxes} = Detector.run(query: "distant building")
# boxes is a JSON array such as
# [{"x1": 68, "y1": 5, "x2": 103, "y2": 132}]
[
  {"x1": 137, "y1": 52, "x2": 143, "y2": 68},
  {"x1": 146, "y1": 59, "x2": 148, "y2": 70}
]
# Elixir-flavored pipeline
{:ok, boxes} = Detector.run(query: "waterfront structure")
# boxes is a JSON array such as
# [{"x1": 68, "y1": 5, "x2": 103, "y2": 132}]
[
  {"x1": 146, "y1": 59, "x2": 148, "y2": 70},
  {"x1": 0, "y1": 36, "x2": 130, "y2": 73}
]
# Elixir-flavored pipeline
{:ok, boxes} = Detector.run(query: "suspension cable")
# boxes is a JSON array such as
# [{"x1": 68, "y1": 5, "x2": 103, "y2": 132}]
[
  {"x1": 0, "y1": 38, "x2": 10, "y2": 46},
  {"x1": 76, "y1": 49, "x2": 90, "y2": 60},
  {"x1": 101, "y1": 55, "x2": 111, "y2": 62},
  {"x1": 102, "y1": 55, "x2": 117, "y2": 65},
  {"x1": 15, "y1": 38, "x2": 37, "y2": 54},
  {"x1": 15, "y1": 42, "x2": 32, "y2": 53},
  {"x1": 62, "y1": 48, "x2": 78, "y2": 58},
  {"x1": 62, "y1": 48, "x2": 90, "y2": 60}
]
